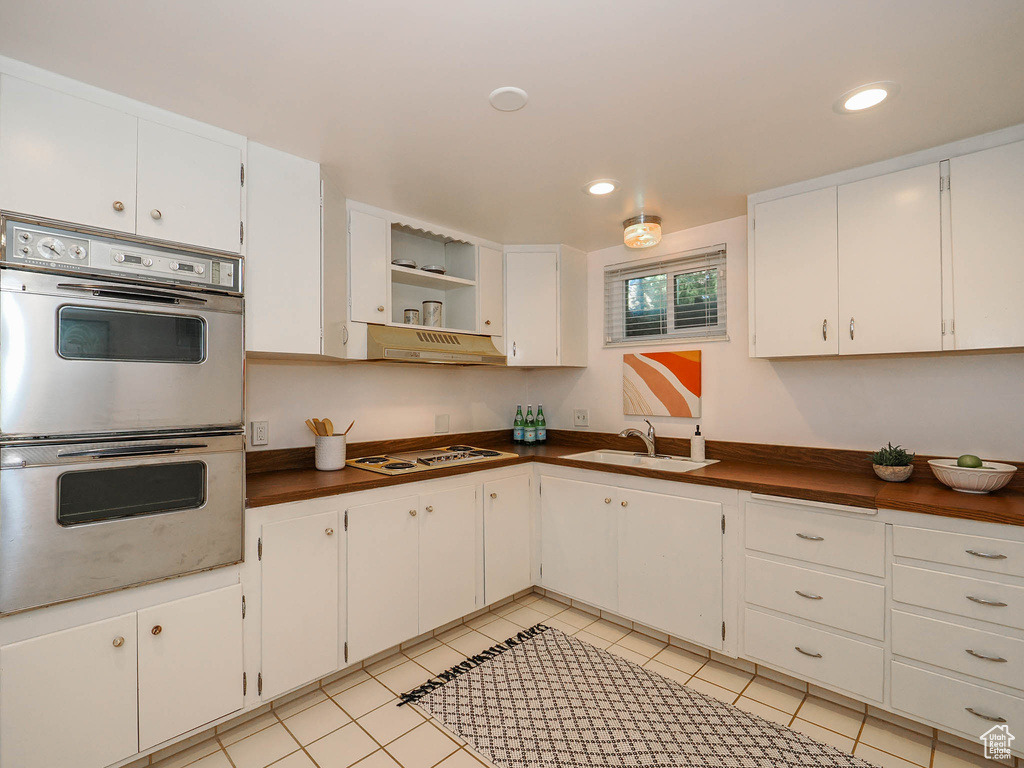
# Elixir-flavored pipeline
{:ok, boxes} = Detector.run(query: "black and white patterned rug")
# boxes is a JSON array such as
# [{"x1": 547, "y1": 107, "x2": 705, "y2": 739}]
[{"x1": 401, "y1": 624, "x2": 876, "y2": 767}]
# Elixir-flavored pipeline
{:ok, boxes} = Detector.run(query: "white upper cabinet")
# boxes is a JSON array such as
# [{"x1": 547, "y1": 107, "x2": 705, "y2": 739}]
[
  {"x1": 752, "y1": 187, "x2": 839, "y2": 357},
  {"x1": 136, "y1": 120, "x2": 243, "y2": 253},
  {"x1": 245, "y1": 142, "x2": 323, "y2": 355},
  {"x1": 0, "y1": 75, "x2": 138, "y2": 232},
  {"x1": 838, "y1": 164, "x2": 942, "y2": 355},
  {"x1": 478, "y1": 245, "x2": 504, "y2": 335},
  {"x1": 0, "y1": 613, "x2": 139, "y2": 768},
  {"x1": 506, "y1": 250, "x2": 558, "y2": 366},
  {"x1": 949, "y1": 140, "x2": 1024, "y2": 350},
  {"x1": 348, "y1": 208, "x2": 390, "y2": 324}
]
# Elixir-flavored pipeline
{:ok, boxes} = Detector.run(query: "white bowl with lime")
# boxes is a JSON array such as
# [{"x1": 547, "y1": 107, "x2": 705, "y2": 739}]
[{"x1": 928, "y1": 455, "x2": 1017, "y2": 494}]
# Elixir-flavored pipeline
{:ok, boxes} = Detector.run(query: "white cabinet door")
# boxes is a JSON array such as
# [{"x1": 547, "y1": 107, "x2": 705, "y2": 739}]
[
  {"x1": 245, "y1": 142, "x2": 322, "y2": 354},
  {"x1": 618, "y1": 489, "x2": 724, "y2": 649},
  {"x1": 484, "y1": 474, "x2": 532, "y2": 604},
  {"x1": 540, "y1": 477, "x2": 618, "y2": 611},
  {"x1": 349, "y1": 209, "x2": 390, "y2": 324},
  {"x1": 419, "y1": 485, "x2": 478, "y2": 631},
  {"x1": 261, "y1": 509, "x2": 340, "y2": 700},
  {"x1": 838, "y1": 164, "x2": 942, "y2": 355},
  {"x1": 949, "y1": 140, "x2": 1024, "y2": 350},
  {"x1": 137, "y1": 585, "x2": 243, "y2": 750},
  {"x1": 752, "y1": 187, "x2": 839, "y2": 357},
  {"x1": 347, "y1": 495, "x2": 420, "y2": 662},
  {"x1": 0, "y1": 613, "x2": 138, "y2": 768},
  {"x1": 0, "y1": 75, "x2": 138, "y2": 233},
  {"x1": 506, "y1": 251, "x2": 558, "y2": 366},
  {"x1": 136, "y1": 120, "x2": 242, "y2": 252},
  {"x1": 478, "y1": 245, "x2": 504, "y2": 335}
]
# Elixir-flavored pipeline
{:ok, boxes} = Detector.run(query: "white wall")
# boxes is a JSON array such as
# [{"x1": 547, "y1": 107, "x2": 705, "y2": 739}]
[
  {"x1": 528, "y1": 215, "x2": 1024, "y2": 461},
  {"x1": 246, "y1": 360, "x2": 529, "y2": 450}
]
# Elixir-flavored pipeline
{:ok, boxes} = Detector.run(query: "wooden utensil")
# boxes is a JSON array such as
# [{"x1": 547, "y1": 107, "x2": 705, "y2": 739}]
[
  {"x1": 305, "y1": 419, "x2": 319, "y2": 436},
  {"x1": 323, "y1": 418, "x2": 334, "y2": 436},
  {"x1": 343, "y1": 420, "x2": 355, "y2": 436},
  {"x1": 312, "y1": 418, "x2": 326, "y2": 436}
]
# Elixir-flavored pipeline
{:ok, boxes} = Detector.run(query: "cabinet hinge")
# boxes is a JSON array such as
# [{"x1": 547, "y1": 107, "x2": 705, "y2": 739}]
[
  {"x1": 344, "y1": 642, "x2": 349, "y2": 663},
  {"x1": 257, "y1": 537, "x2": 262, "y2": 561},
  {"x1": 240, "y1": 221, "x2": 245, "y2": 244},
  {"x1": 243, "y1": 672, "x2": 247, "y2": 695},
  {"x1": 752, "y1": 218, "x2": 755, "y2": 231},
  {"x1": 344, "y1": 510, "x2": 348, "y2": 531},
  {"x1": 257, "y1": 673, "x2": 263, "y2": 696},
  {"x1": 240, "y1": 163, "x2": 245, "y2": 187},
  {"x1": 721, "y1": 514, "x2": 726, "y2": 534},
  {"x1": 540, "y1": 564, "x2": 543, "y2": 577},
  {"x1": 722, "y1": 621, "x2": 726, "y2": 641},
  {"x1": 940, "y1": 175, "x2": 950, "y2": 192},
  {"x1": 241, "y1": 594, "x2": 246, "y2": 619}
]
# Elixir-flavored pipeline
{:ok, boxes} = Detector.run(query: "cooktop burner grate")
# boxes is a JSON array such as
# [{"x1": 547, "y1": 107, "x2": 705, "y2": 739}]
[
  {"x1": 346, "y1": 446, "x2": 518, "y2": 475},
  {"x1": 355, "y1": 457, "x2": 388, "y2": 464},
  {"x1": 383, "y1": 462, "x2": 416, "y2": 469},
  {"x1": 446, "y1": 445, "x2": 475, "y2": 451}
]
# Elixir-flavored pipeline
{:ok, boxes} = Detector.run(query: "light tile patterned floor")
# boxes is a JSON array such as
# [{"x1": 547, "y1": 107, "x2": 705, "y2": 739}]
[{"x1": 152, "y1": 591, "x2": 1011, "y2": 768}]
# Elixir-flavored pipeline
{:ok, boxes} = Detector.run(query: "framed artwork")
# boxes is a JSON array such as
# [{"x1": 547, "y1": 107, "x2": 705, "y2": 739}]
[{"x1": 622, "y1": 350, "x2": 701, "y2": 417}]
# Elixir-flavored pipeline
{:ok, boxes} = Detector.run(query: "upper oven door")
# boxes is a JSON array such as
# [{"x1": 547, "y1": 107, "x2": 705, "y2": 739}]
[{"x1": 0, "y1": 269, "x2": 243, "y2": 438}]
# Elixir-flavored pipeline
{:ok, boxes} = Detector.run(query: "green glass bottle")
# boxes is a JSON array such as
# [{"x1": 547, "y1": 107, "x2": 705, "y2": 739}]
[
  {"x1": 513, "y1": 405, "x2": 525, "y2": 444},
  {"x1": 524, "y1": 405, "x2": 537, "y2": 444},
  {"x1": 536, "y1": 404, "x2": 547, "y2": 443}
]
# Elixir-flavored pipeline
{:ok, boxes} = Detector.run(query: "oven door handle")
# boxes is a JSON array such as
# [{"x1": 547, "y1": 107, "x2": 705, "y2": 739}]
[
  {"x1": 56, "y1": 444, "x2": 208, "y2": 459},
  {"x1": 55, "y1": 283, "x2": 208, "y2": 305}
]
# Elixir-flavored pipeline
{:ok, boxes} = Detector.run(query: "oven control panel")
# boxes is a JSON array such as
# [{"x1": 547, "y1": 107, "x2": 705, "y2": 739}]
[{"x1": 2, "y1": 216, "x2": 241, "y2": 294}]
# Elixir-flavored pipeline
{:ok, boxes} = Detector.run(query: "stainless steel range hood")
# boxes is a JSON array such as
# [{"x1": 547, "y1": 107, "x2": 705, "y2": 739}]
[{"x1": 366, "y1": 325, "x2": 506, "y2": 365}]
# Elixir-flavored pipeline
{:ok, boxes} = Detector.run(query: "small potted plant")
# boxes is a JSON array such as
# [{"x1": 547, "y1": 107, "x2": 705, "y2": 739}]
[{"x1": 870, "y1": 442, "x2": 916, "y2": 482}]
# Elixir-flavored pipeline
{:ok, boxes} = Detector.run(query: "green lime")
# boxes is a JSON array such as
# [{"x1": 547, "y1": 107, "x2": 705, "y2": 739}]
[{"x1": 957, "y1": 454, "x2": 983, "y2": 468}]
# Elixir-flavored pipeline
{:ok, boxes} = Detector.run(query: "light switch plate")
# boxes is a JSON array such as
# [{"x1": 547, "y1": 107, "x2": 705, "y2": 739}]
[
  {"x1": 435, "y1": 414, "x2": 450, "y2": 433},
  {"x1": 250, "y1": 420, "x2": 269, "y2": 446},
  {"x1": 573, "y1": 409, "x2": 590, "y2": 428}
]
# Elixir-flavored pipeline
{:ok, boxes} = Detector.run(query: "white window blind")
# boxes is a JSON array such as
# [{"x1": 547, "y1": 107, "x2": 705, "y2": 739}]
[{"x1": 604, "y1": 244, "x2": 727, "y2": 346}]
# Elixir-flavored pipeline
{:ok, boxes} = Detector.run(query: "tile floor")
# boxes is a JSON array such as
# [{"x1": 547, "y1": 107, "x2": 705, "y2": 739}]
[{"x1": 151, "y1": 591, "x2": 1011, "y2": 768}]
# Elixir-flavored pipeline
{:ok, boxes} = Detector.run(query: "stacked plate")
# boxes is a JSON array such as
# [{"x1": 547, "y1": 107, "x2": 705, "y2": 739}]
[{"x1": 392, "y1": 259, "x2": 417, "y2": 269}]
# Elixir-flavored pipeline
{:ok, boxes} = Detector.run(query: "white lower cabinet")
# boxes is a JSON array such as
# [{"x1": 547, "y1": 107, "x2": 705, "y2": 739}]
[
  {"x1": 483, "y1": 474, "x2": 532, "y2": 604},
  {"x1": 138, "y1": 585, "x2": 244, "y2": 750},
  {"x1": 618, "y1": 488, "x2": 723, "y2": 649},
  {"x1": 540, "y1": 476, "x2": 619, "y2": 611},
  {"x1": 0, "y1": 613, "x2": 139, "y2": 768},
  {"x1": 347, "y1": 495, "x2": 421, "y2": 663},
  {"x1": 419, "y1": 485, "x2": 478, "y2": 632},
  {"x1": 260, "y1": 510, "x2": 340, "y2": 701}
]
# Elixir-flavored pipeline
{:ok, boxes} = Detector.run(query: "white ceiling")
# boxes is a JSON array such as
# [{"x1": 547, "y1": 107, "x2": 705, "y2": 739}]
[{"x1": 1, "y1": 0, "x2": 1022, "y2": 251}]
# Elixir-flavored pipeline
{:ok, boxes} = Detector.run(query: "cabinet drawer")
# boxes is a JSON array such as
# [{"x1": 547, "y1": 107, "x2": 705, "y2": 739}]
[
  {"x1": 894, "y1": 526, "x2": 1024, "y2": 579},
  {"x1": 745, "y1": 502, "x2": 885, "y2": 576},
  {"x1": 893, "y1": 564, "x2": 1024, "y2": 631},
  {"x1": 743, "y1": 608, "x2": 884, "y2": 701},
  {"x1": 892, "y1": 662, "x2": 1024, "y2": 742},
  {"x1": 745, "y1": 556, "x2": 885, "y2": 640},
  {"x1": 892, "y1": 610, "x2": 1024, "y2": 690}
]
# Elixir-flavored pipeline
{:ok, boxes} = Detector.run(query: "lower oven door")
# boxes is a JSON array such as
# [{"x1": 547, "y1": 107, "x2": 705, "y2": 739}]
[
  {"x1": 0, "y1": 433, "x2": 244, "y2": 614},
  {"x1": 0, "y1": 269, "x2": 243, "y2": 438}
]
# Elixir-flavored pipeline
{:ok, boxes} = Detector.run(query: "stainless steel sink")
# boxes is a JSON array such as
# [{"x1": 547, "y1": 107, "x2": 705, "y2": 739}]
[{"x1": 562, "y1": 449, "x2": 717, "y2": 473}]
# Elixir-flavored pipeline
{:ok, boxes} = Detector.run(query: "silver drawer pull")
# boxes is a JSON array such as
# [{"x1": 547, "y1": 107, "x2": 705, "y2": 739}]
[
  {"x1": 795, "y1": 590, "x2": 824, "y2": 600},
  {"x1": 794, "y1": 646, "x2": 822, "y2": 658},
  {"x1": 967, "y1": 595, "x2": 1008, "y2": 607},
  {"x1": 965, "y1": 707, "x2": 1006, "y2": 723},
  {"x1": 965, "y1": 550, "x2": 1007, "y2": 560},
  {"x1": 796, "y1": 533, "x2": 824, "y2": 541},
  {"x1": 966, "y1": 649, "x2": 1008, "y2": 663}
]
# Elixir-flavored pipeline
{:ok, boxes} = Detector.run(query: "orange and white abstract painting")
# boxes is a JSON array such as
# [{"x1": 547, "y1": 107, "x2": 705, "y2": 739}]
[{"x1": 623, "y1": 351, "x2": 702, "y2": 417}]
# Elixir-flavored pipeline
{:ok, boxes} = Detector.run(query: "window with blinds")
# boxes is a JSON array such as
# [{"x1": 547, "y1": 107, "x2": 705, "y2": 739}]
[{"x1": 604, "y1": 245, "x2": 727, "y2": 345}]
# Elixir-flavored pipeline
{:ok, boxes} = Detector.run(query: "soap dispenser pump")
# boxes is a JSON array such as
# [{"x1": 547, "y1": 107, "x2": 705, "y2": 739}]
[{"x1": 691, "y1": 424, "x2": 706, "y2": 462}]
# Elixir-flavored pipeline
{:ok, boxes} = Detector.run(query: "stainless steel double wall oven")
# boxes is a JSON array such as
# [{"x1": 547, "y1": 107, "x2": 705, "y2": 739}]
[{"x1": 0, "y1": 213, "x2": 245, "y2": 614}]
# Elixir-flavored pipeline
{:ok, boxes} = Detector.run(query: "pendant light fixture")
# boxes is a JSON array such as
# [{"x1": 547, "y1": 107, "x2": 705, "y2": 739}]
[{"x1": 623, "y1": 214, "x2": 662, "y2": 249}]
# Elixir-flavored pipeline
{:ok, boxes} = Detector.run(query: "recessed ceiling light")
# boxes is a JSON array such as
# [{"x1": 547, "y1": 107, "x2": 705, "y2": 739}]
[
  {"x1": 489, "y1": 87, "x2": 528, "y2": 112},
  {"x1": 584, "y1": 179, "x2": 619, "y2": 196},
  {"x1": 833, "y1": 82, "x2": 900, "y2": 114}
]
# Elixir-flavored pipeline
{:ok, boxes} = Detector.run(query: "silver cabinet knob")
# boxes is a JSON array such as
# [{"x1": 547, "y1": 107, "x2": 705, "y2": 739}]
[
  {"x1": 849, "y1": 317, "x2": 855, "y2": 340},
  {"x1": 377, "y1": 305, "x2": 385, "y2": 312},
  {"x1": 425, "y1": 505, "x2": 434, "y2": 513},
  {"x1": 112, "y1": 201, "x2": 125, "y2": 212},
  {"x1": 150, "y1": 209, "x2": 162, "y2": 220},
  {"x1": 490, "y1": 492, "x2": 497, "y2": 499},
  {"x1": 485, "y1": 320, "x2": 491, "y2": 325},
  {"x1": 604, "y1": 498, "x2": 612, "y2": 504},
  {"x1": 621, "y1": 500, "x2": 628, "y2": 507},
  {"x1": 409, "y1": 509, "x2": 417, "y2": 516},
  {"x1": 112, "y1": 636, "x2": 125, "y2": 648},
  {"x1": 151, "y1": 625, "x2": 162, "y2": 636},
  {"x1": 325, "y1": 528, "x2": 334, "y2": 536},
  {"x1": 512, "y1": 341, "x2": 517, "y2": 356}
]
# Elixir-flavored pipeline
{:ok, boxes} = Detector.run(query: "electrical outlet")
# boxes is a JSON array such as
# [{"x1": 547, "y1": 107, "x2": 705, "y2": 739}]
[
  {"x1": 573, "y1": 409, "x2": 590, "y2": 428},
  {"x1": 250, "y1": 420, "x2": 269, "y2": 446},
  {"x1": 434, "y1": 413, "x2": 450, "y2": 433}
]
